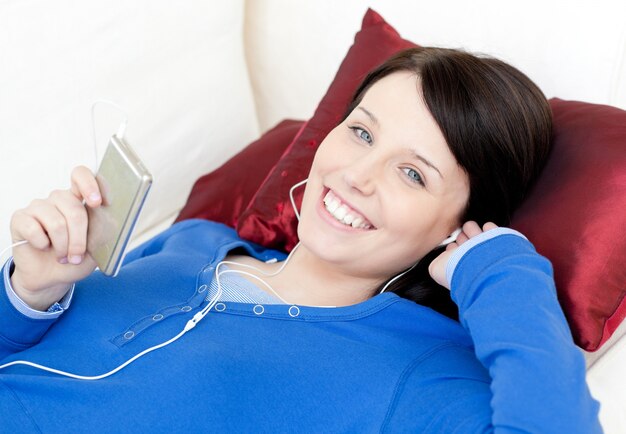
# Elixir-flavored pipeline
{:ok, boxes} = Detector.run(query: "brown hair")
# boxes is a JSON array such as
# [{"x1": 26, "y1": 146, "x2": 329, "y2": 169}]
[{"x1": 345, "y1": 47, "x2": 552, "y2": 319}]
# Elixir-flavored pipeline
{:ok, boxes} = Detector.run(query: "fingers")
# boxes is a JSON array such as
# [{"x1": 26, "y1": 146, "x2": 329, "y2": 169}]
[
  {"x1": 455, "y1": 232, "x2": 468, "y2": 245},
  {"x1": 70, "y1": 165, "x2": 102, "y2": 207},
  {"x1": 49, "y1": 189, "x2": 89, "y2": 263},
  {"x1": 462, "y1": 221, "x2": 482, "y2": 238},
  {"x1": 483, "y1": 222, "x2": 498, "y2": 231},
  {"x1": 454, "y1": 221, "x2": 500, "y2": 245},
  {"x1": 13, "y1": 189, "x2": 89, "y2": 263},
  {"x1": 445, "y1": 241, "x2": 458, "y2": 251},
  {"x1": 430, "y1": 221, "x2": 501, "y2": 289},
  {"x1": 15, "y1": 198, "x2": 68, "y2": 261},
  {"x1": 10, "y1": 210, "x2": 51, "y2": 250}
]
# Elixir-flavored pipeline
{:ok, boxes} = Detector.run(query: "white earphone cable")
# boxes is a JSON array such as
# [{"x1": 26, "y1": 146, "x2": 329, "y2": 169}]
[
  {"x1": 90, "y1": 100, "x2": 129, "y2": 170},
  {"x1": 0, "y1": 178, "x2": 311, "y2": 378},
  {"x1": 0, "y1": 237, "x2": 222, "y2": 379},
  {"x1": 0, "y1": 240, "x2": 28, "y2": 260},
  {"x1": 289, "y1": 178, "x2": 308, "y2": 221},
  {"x1": 0, "y1": 171, "x2": 459, "y2": 378}
]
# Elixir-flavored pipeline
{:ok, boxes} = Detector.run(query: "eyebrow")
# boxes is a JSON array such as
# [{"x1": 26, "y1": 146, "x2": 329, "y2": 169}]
[
  {"x1": 407, "y1": 149, "x2": 444, "y2": 179},
  {"x1": 357, "y1": 106, "x2": 444, "y2": 180},
  {"x1": 357, "y1": 107, "x2": 378, "y2": 125}
]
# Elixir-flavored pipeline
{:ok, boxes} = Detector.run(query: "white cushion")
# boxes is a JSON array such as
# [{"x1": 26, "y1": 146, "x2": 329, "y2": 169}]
[
  {"x1": 0, "y1": 0, "x2": 259, "y2": 251},
  {"x1": 245, "y1": 0, "x2": 626, "y2": 131},
  {"x1": 586, "y1": 331, "x2": 626, "y2": 433}
]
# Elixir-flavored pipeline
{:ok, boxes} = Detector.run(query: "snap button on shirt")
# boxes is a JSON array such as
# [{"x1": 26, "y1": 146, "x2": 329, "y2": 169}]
[{"x1": 288, "y1": 306, "x2": 300, "y2": 317}]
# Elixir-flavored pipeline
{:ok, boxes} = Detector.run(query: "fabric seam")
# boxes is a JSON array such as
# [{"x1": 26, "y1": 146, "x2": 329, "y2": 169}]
[
  {"x1": 0, "y1": 376, "x2": 43, "y2": 433},
  {"x1": 0, "y1": 333, "x2": 35, "y2": 352},
  {"x1": 379, "y1": 342, "x2": 476, "y2": 432},
  {"x1": 210, "y1": 296, "x2": 402, "y2": 322}
]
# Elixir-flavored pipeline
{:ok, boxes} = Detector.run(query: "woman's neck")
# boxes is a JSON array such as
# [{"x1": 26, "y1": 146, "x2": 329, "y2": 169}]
[{"x1": 258, "y1": 244, "x2": 383, "y2": 307}]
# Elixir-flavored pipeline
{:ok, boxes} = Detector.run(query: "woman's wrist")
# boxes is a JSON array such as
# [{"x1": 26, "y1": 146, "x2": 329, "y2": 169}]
[
  {"x1": 445, "y1": 227, "x2": 528, "y2": 290},
  {"x1": 9, "y1": 267, "x2": 72, "y2": 312}
]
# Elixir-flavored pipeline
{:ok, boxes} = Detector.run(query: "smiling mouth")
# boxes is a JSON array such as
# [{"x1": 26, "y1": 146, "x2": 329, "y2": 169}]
[{"x1": 322, "y1": 189, "x2": 375, "y2": 230}]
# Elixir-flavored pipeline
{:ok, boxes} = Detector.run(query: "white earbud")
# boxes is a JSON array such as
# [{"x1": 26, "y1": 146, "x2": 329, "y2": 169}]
[{"x1": 438, "y1": 227, "x2": 462, "y2": 247}]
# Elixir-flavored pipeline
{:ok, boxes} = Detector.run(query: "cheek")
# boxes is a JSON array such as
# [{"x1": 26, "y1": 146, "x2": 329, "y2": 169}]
[
  {"x1": 382, "y1": 196, "x2": 449, "y2": 245},
  {"x1": 300, "y1": 146, "x2": 332, "y2": 216},
  {"x1": 311, "y1": 123, "x2": 362, "y2": 169},
  {"x1": 312, "y1": 132, "x2": 344, "y2": 168}
]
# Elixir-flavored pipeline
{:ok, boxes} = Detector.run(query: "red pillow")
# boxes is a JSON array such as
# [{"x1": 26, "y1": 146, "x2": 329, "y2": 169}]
[
  {"x1": 511, "y1": 99, "x2": 626, "y2": 351},
  {"x1": 235, "y1": 9, "x2": 626, "y2": 350},
  {"x1": 175, "y1": 119, "x2": 305, "y2": 227},
  {"x1": 237, "y1": 8, "x2": 416, "y2": 251}
]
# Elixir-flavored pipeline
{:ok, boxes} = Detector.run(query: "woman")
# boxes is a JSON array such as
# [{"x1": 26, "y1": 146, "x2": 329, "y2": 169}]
[{"x1": 1, "y1": 48, "x2": 601, "y2": 433}]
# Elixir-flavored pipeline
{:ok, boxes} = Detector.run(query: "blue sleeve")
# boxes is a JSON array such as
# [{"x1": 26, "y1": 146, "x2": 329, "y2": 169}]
[
  {"x1": 0, "y1": 259, "x2": 61, "y2": 361},
  {"x1": 0, "y1": 221, "x2": 194, "y2": 361},
  {"x1": 4, "y1": 257, "x2": 75, "y2": 319},
  {"x1": 447, "y1": 231, "x2": 601, "y2": 433},
  {"x1": 383, "y1": 230, "x2": 601, "y2": 433}
]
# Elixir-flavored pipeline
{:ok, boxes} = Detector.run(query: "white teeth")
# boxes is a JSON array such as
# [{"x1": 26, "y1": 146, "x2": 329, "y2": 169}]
[
  {"x1": 334, "y1": 205, "x2": 348, "y2": 220},
  {"x1": 323, "y1": 190, "x2": 341, "y2": 212},
  {"x1": 322, "y1": 189, "x2": 373, "y2": 230}
]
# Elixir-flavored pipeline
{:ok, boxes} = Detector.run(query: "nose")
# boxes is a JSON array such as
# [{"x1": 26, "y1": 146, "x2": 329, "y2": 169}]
[{"x1": 342, "y1": 153, "x2": 378, "y2": 196}]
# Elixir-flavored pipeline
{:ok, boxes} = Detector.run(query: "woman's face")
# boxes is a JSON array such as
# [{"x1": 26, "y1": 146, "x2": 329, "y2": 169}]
[{"x1": 297, "y1": 71, "x2": 470, "y2": 282}]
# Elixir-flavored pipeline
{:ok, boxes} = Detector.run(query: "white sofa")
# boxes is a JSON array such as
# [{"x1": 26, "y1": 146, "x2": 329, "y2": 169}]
[{"x1": 1, "y1": 1, "x2": 624, "y2": 432}]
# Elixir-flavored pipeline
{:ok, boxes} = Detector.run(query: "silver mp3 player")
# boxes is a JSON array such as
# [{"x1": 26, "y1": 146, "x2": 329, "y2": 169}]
[{"x1": 86, "y1": 135, "x2": 152, "y2": 276}]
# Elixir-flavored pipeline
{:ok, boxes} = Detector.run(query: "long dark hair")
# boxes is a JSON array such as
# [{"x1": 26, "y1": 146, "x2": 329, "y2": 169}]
[{"x1": 345, "y1": 47, "x2": 552, "y2": 319}]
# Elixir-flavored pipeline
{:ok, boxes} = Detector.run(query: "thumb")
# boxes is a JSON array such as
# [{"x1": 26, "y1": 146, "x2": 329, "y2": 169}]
[{"x1": 428, "y1": 242, "x2": 458, "y2": 290}]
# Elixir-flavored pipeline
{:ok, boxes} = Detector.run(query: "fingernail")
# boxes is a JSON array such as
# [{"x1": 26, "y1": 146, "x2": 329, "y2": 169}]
[
  {"x1": 69, "y1": 255, "x2": 82, "y2": 265},
  {"x1": 58, "y1": 257, "x2": 69, "y2": 264},
  {"x1": 89, "y1": 192, "x2": 101, "y2": 202}
]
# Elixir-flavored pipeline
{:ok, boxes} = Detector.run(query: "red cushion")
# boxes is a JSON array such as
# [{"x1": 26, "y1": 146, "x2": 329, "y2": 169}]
[
  {"x1": 234, "y1": 9, "x2": 626, "y2": 350},
  {"x1": 236, "y1": 8, "x2": 416, "y2": 251},
  {"x1": 511, "y1": 98, "x2": 626, "y2": 351},
  {"x1": 175, "y1": 119, "x2": 305, "y2": 227},
  {"x1": 175, "y1": 7, "x2": 625, "y2": 352}
]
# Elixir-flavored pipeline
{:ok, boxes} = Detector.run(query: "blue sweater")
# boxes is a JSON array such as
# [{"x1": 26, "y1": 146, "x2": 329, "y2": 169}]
[{"x1": 0, "y1": 220, "x2": 601, "y2": 433}]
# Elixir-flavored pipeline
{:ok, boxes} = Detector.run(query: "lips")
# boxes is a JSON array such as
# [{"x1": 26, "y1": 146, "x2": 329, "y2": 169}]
[{"x1": 321, "y1": 188, "x2": 375, "y2": 230}]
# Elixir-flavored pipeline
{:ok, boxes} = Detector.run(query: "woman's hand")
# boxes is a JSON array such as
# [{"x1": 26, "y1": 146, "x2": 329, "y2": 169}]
[
  {"x1": 9, "y1": 166, "x2": 102, "y2": 311},
  {"x1": 429, "y1": 221, "x2": 499, "y2": 290}
]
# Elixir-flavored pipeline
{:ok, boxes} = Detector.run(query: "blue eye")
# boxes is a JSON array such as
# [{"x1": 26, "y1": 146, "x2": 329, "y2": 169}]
[
  {"x1": 349, "y1": 126, "x2": 372, "y2": 144},
  {"x1": 402, "y1": 167, "x2": 424, "y2": 186},
  {"x1": 358, "y1": 129, "x2": 372, "y2": 143}
]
